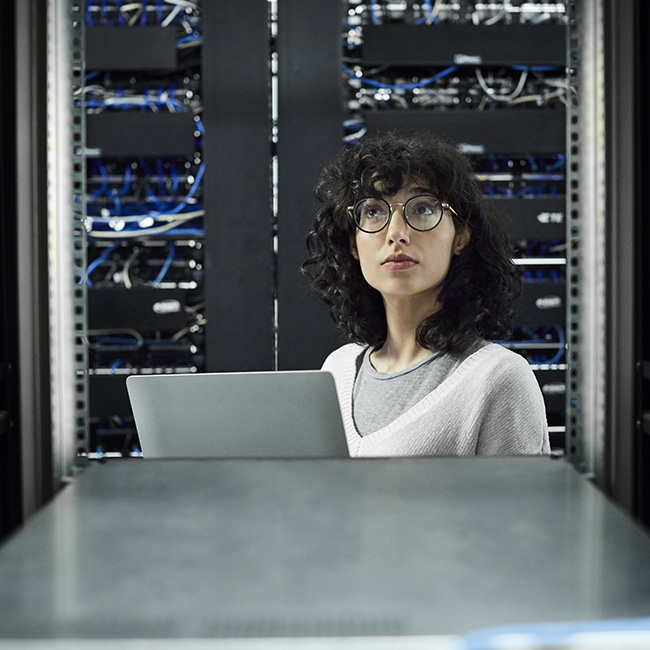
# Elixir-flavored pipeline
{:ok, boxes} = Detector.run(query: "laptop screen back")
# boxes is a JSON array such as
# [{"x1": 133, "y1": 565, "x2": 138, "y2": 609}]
[{"x1": 126, "y1": 370, "x2": 349, "y2": 458}]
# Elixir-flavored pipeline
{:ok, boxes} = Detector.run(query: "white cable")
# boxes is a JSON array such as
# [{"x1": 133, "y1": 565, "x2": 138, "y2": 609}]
[
  {"x1": 484, "y1": 8, "x2": 507, "y2": 25},
  {"x1": 510, "y1": 89, "x2": 564, "y2": 105},
  {"x1": 121, "y1": 248, "x2": 141, "y2": 289},
  {"x1": 119, "y1": 3, "x2": 144, "y2": 26},
  {"x1": 161, "y1": 5, "x2": 181, "y2": 27},
  {"x1": 475, "y1": 67, "x2": 529, "y2": 102},
  {"x1": 88, "y1": 209, "x2": 205, "y2": 224},
  {"x1": 171, "y1": 318, "x2": 207, "y2": 341},
  {"x1": 89, "y1": 213, "x2": 204, "y2": 240},
  {"x1": 177, "y1": 39, "x2": 202, "y2": 50},
  {"x1": 163, "y1": 0, "x2": 198, "y2": 9},
  {"x1": 77, "y1": 84, "x2": 108, "y2": 98}
]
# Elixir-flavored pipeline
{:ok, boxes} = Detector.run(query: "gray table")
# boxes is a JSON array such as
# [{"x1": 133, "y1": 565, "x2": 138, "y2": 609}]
[{"x1": 1, "y1": 457, "x2": 650, "y2": 646}]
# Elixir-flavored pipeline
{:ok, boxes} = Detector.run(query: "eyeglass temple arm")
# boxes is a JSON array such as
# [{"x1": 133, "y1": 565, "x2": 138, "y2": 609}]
[{"x1": 441, "y1": 202, "x2": 458, "y2": 217}]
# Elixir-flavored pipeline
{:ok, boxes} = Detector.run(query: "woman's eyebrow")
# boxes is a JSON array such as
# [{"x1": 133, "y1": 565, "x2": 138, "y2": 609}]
[
  {"x1": 405, "y1": 185, "x2": 434, "y2": 196},
  {"x1": 371, "y1": 185, "x2": 434, "y2": 198}
]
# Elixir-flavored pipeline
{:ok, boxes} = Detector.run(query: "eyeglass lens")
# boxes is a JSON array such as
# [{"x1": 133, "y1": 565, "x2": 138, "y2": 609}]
[{"x1": 353, "y1": 195, "x2": 444, "y2": 232}]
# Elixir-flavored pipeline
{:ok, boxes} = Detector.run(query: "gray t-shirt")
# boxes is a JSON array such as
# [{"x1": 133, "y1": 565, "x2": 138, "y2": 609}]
[{"x1": 353, "y1": 339, "x2": 488, "y2": 436}]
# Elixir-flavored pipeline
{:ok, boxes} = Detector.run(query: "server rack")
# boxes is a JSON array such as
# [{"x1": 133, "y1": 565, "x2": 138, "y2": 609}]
[
  {"x1": 80, "y1": 0, "x2": 207, "y2": 457},
  {"x1": 278, "y1": 1, "x2": 571, "y2": 451},
  {"x1": 38, "y1": 0, "x2": 650, "y2": 519},
  {"x1": 73, "y1": 0, "x2": 574, "y2": 458}
]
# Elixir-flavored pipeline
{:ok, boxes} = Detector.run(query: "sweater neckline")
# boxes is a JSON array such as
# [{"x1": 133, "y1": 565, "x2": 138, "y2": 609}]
[
  {"x1": 363, "y1": 346, "x2": 442, "y2": 379},
  {"x1": 344, "y1": 342, "x2": 498, "y2": 452}
]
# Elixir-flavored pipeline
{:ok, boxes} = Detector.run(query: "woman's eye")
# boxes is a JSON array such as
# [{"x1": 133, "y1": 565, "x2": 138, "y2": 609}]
[
  {"x1": 362, "y1": 203, "x2": 386, "y2": 219},
  {"x1": 411, "y1": 201, "x2": 435, "y2": 216}
]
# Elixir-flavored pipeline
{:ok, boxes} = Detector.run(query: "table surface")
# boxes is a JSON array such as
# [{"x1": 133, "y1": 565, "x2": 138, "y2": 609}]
[{"x1": 1, "y1": 456, "x2": 650, "y2": 643}]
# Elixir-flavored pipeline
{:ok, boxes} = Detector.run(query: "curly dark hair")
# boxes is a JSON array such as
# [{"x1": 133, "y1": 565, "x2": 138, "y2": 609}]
[{"x1": 302, "y1": 132, "x2": 521, "y2": 353}]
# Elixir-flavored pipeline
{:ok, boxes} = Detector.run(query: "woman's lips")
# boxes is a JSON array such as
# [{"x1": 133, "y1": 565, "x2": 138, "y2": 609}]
[{"x1": 382, "y1": 254, "x2": 417, "y2": 270}]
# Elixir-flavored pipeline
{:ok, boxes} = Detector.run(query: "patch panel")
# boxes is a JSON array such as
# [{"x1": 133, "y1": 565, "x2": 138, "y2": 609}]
[
  {"x1": 83, "y1": 0, "x2": 203, "y2": 455},
  {"x1": 344, "y1": 1, "x2": 566, "y2": 27},
  {"x1": 345, "y1": 68, "x2": 568, "y2": 113},
  {"x1": 86, "y1": 240, "x2": 203, "y2": 288}
]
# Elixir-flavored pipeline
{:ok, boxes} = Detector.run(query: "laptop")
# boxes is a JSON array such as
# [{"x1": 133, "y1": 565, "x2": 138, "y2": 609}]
[{"x1": 126, "y1": 370, "x2": 349, "y2": 459}]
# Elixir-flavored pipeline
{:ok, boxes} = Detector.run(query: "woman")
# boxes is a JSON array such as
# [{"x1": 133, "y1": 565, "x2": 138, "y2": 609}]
[{"x1": 303, "y1": 132, "x2": 550, "y2": 457}]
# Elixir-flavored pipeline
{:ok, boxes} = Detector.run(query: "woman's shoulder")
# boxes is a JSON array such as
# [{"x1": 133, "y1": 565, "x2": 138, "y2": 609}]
[
  {"x1": 321, "y1": 342, "x2": 366, "y2": 371},
  {"x1": 472, "y1": 341, "x2": 529, "y2": 365},
  {"x1": 458, "y1": 341, "x2": 537, "y2": 383}
]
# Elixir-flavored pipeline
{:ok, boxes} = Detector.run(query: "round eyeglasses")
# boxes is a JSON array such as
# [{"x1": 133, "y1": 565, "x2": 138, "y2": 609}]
[{"x1": 347, "y1": 194, "x2": 458, "y2": 233}]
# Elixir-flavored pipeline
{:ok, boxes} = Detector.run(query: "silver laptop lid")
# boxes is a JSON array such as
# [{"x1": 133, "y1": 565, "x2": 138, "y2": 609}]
[{"x1": 126, "y1": 370, "x2": 349, "y2": 459}]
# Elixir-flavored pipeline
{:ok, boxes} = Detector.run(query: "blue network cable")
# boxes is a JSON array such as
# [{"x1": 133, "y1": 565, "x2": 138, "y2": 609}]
[
  {"x1": 415, "y1": 0, "x2": 439, "y2": 24},
  {"x1": 86, "y1": 0, "x2": 96, "y2": 26},
  {"x1": 117, "y1": 0, "x2": 126, "y2": 25},
  {"x1": 142, "y1": 162, "x2": 205, "y2": 217},
  {"x1": 140, "y1": 0, "x2": 149, "y2": 25},
  {"x1": 343, "y1": 62, "x2": 457, "y2": 90},
  {"x1": 369, "y1": 2, "x2": 379, "y2": 24},
  {"x1": 511, "y1": 64, "x2": 564, "y2": 72},
  {"x1": 163, "y1": 227, "x2": 204, "y2": 237},
  {"x1": 119, "y1": 162, "x2": 132, "y2": 196},
  {"x1": 153, "y1": 243, "x2": 176, "y2": 287},
  {"x1": 90, "y1": 159, "x2": 109, "y2": 197},
  {"x1": 85, "y1": 242, "x2": 119, "y2": 287},
  {"x1": 170, "y1": 161, "x2": 180, "y2": 194},
  {"x1": 148, "y1": 162, "x2": 205, "y2": 217},
  {"x1": 156, "y1": 158, "x2": 166, "y2": 196},
  {"x1": 525, "y1": 153, "x2": 538, "y2": 171},
  {"x1": 177, "y1": 32, "x2": 202, "y2": 47},
  {"x1": 85, "y1": 70, "x2": 102, "y2": 82}
]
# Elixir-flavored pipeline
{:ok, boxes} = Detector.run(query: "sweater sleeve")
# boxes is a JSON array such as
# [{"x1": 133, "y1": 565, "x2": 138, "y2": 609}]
[
  {"x1": 321, "y1": 343, "x2": 365, "y2": 411},
  {"x1": 475, "y1": 350, "x2": 550, "y2": 455}
]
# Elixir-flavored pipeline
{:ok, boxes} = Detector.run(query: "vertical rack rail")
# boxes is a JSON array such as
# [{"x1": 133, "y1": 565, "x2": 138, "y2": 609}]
[
  {"x1": 565, "y1": 0, "x2": 607, "y2": 478},
  {"x1": 70, "y1": 2, "x2": 90, "y2": 462},
  {"x1": 47, "y1": 0, "x2": 88, "y2": 482}
]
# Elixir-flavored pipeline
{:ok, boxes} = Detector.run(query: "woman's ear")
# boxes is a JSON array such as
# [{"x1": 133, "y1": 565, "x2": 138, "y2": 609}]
[
  {"x1": 349, "y1": 235, "x2": 359, "y2": 260},
  {"x1": 453, "y1": 225, "x2": 471, "y2": 255}
]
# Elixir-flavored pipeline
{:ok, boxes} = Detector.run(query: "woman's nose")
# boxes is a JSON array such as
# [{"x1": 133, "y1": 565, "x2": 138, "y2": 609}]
[{"x1": 386, "y1": 204, "x2": 410, "y2": 243}]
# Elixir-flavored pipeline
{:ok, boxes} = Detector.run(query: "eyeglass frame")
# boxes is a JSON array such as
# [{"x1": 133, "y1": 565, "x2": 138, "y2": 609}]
[{"x1": 347, "y1": 194, "x2": 459, "y2": 233}]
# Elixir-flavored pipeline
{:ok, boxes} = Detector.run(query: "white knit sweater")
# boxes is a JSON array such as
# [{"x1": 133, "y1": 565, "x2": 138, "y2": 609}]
[{"x1": 322, "y1": 342, "x2": 550, "y2": 457}]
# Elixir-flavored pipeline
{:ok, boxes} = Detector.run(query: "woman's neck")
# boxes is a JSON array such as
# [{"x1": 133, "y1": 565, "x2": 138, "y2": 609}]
[{"x1": 371, "y1": 296, "x2": 438, "y2": 373}]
